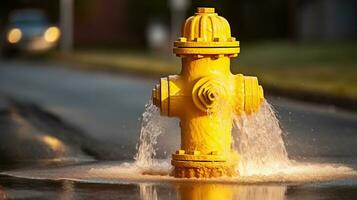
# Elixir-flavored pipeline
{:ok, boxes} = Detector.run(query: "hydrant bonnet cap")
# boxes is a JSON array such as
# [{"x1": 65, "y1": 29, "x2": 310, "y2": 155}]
[{"x1": 173, "y1": 7, "x2": 240, "y2": 55}]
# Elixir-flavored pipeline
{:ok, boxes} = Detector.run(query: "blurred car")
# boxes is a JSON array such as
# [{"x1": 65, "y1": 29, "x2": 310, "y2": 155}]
[{"x1": 1, "y1": 9, "x2": 61, "y2": 56}]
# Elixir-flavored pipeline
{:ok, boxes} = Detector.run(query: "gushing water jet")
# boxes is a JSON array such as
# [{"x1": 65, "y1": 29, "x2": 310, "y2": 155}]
[{"x1": 152, "y1": 7, "x2": 264, "y2": 178}]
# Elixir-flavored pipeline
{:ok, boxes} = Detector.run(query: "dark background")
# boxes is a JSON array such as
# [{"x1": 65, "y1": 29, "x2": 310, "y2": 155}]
[{"x1": 1, "y1": 0, "x2": 356, "y2": 48}]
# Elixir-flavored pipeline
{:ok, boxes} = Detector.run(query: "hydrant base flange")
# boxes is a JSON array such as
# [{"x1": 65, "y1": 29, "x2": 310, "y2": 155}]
[
  {"x1": 171, "y1": 152, "x2": 238, "y2": 178},
  {"x1": 172, "y1": 160, "x2": 237, "y2": 178}
]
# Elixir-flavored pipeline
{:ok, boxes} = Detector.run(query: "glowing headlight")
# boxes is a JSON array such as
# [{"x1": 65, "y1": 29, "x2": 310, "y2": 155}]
[
  {"x1": 44, "y1": 26, "x2": 61, "y2": 43},
  {"x1": 7, "y1": 28, "x2": 22, "y2": 44}
]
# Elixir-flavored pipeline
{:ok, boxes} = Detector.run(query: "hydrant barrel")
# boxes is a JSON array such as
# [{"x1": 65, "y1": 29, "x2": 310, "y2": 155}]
[{"x1": 152, "y1": 7, "x2": 264, "y2": 178}]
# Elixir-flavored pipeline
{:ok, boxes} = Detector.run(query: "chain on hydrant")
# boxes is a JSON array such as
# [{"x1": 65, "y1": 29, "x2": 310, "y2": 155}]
[{"x1": 152, "y1": 7, "x2": 264, "y2": 178}]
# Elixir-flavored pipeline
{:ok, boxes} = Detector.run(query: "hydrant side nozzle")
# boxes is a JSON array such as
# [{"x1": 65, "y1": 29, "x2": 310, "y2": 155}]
[
  {"x1": 243, "y1": 76, "x2": 265, "y2": 114},
  {"x1": 151, "y1": 78, "x2": 169, "y2": 115},
  {"x1": 152, "y1": 76, "x2": 185, "y2": 117}
]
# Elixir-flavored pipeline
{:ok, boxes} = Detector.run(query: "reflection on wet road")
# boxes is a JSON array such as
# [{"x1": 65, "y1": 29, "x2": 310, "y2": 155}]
[{"x1": 1, "y1": 174, "x2": 357, "y2": 200}]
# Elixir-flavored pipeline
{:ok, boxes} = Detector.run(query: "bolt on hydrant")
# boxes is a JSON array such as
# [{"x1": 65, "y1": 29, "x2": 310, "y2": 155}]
[{"x1": 152, "y1": 7, "x2": 264, "y2": 178}]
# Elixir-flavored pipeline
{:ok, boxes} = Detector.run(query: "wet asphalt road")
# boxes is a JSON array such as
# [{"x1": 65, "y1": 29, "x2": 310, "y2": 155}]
[
  {"x1": 0, "y1": 60, "x2": 157, "y2": 158},
  {"x1": 1, "y1": 59, "x2": 357, "y2": 200}
]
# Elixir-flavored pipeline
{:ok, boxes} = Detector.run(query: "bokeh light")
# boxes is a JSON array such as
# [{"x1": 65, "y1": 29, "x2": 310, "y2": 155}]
[
  {"x1": 44, "y1": 26, "x2": 61, "y2": 43},
  {"x1": 7, "y1": 28, "x2": 22, "y2": 43}
]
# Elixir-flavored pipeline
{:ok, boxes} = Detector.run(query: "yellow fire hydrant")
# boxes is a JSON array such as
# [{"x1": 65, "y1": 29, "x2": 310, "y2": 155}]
[{"x1": 152, "y1": 7, "x2": 264, "y2": 178}]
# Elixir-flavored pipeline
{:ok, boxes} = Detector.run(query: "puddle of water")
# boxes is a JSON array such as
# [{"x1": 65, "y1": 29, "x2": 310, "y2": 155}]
[
  {"x1": 3, "y1": 174, "x2": 357, "y2": 200},
  {"x1": 1, "y1": 160, "x2": 356, "y2": 185},
  {"x1": 0, "y1": 175, "x2": 294, "y2": 200}
]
